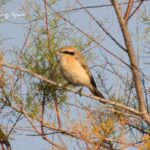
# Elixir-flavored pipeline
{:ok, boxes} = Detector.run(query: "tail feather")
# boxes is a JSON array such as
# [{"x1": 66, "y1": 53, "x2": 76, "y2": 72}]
[
  {"x1": 88, "y1": 73, "x2": 105, "y2": 99},
  {"x1": 90, "y1": 87, "x2": 105, "y2": 99}
]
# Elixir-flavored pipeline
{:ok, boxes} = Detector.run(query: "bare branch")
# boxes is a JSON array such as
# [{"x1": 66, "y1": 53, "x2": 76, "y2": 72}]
[
  {"x1": 1, "y1": 64, "x2": 140, "y2": 116},
  {"x1": 128, "y1": 0, "x2": 144, "y2": 21},
  {"x1": 0, "y1": 128, "x2": 11, "y2": 150},
  {"x1": 112, "y1": 0, "x2": 150, "y2": 125},
  {"x1": 76, "y1": 0, "x2": 127, "y2": 52},
  {"x1": 124, "y1": 0, "x2": 134, "y2": 22}
]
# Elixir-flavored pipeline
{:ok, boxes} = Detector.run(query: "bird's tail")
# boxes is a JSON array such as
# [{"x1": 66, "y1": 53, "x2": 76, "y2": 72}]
[{"x1": 90, "y1": 86, "x2": 105, "y2": 99}]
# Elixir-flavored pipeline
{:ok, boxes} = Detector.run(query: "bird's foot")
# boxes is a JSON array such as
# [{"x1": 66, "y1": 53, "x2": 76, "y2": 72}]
[
  {"x1": 63, "y1": 82, "x2": 70, "y2": 89},
  {"x1": 77, "y1": 87, "x2": 83, "y2": 97}
]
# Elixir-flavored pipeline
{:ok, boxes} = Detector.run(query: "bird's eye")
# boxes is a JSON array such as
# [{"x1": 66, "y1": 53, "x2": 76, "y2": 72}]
[{"x1": 63, "y1": 51, "x2": 74, "y2": 55}]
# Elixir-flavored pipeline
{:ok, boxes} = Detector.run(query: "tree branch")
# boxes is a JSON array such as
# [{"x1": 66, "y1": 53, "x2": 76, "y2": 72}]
[
  {"x1": 124, "y1": 0, "x2": 134, "y2": 22},
  {"x1": 76, "y1": 0, "x2": 127, "y2": 52},
  {"x1": 1, "y1": 64, "x2": 140, "y2": 116},
  {"x1": 111, "y1": 0, "x2": 150, "y2": 125},
  {"x1": 0, "y1": 128, "x2": 11, "y2": 150},
  {"x1": 128, "y1": 0, "x2": 144, "y2": 21}
]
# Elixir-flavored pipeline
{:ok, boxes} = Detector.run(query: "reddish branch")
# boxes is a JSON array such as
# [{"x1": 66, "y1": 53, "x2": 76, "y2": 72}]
[
  {"x1": 0, "y1": 129, "x2": 11, "y2": 150},
  {"x1": 112, "y1": 0, "x2": 150, "y2": 125},
  {"x1": 40, "y1": 92, "x2": 45, "y2": 135},
  {"x1": 128, "y1": 0, "x2": 144, "y2": 21},
  {"x1": 43, "y1": 0, "x2": 51, "y2": 49},
  {"x1": 17, "y1": 24, "x2": 31, "y2": 64},
  {"x1": 54, "y1": 98, "x2": 62, "y2": 128},
  {"x1": 124, "y1": 0, "x2": 134, "y2": 22}
]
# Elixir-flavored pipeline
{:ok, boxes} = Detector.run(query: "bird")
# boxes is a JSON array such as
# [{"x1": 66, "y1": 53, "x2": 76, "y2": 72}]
[{"x1": 57, "y1": 46, "x2": 104, "y2": 99}]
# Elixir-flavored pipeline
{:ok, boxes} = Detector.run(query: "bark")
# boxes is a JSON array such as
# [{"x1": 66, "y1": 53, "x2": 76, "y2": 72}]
[{"x1": 112, "y1": 0, "x2": 150, "y2": 125}]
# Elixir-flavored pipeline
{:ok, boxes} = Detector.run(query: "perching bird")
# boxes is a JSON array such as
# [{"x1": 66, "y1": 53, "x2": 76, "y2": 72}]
[{"x1": 57, "y1": 46, "x2": 104, "y2": 98}]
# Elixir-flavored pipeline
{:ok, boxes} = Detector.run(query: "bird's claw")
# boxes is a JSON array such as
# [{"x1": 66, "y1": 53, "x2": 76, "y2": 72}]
[{"x1": 77, "y1": 88, "x2": 83, "y2": 97}]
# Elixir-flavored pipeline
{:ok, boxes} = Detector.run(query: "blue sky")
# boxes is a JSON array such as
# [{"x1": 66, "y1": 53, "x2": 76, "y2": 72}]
[{"x1": 1, "y1": 0, "x2": 150, "y2": 150}]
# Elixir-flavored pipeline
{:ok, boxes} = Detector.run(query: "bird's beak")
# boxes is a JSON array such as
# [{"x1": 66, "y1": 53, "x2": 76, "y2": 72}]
[{"x1": 56, "y1": 51, "x2": 61, "y2": 62}]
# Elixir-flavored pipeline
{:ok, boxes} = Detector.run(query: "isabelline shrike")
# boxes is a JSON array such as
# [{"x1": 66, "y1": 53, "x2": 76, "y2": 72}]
[{"x1": 57, "y1": 46, "x2": 104, "y2": 98}]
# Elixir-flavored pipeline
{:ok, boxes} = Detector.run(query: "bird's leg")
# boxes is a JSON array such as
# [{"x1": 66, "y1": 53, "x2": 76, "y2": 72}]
[
  {"x1": 63, "y1": 82, "x2": 70, "y2": 89},
  {"x1": 77, "y1": 87, "x2": 83, "y2": 97}
]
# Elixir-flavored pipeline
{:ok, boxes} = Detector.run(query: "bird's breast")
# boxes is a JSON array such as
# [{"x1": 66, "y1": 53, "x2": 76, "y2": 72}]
[{"x1": 59, "y1": 56, "x2": 90, "y2": 86}]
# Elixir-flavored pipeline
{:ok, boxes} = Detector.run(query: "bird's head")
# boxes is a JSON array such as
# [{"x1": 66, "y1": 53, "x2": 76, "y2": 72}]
[{"x1": 57, "y1": 46, "x2": 81, "y2": 58}]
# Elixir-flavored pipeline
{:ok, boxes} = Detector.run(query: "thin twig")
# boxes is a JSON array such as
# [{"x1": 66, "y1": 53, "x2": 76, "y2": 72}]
[
  {"x1": 128, "y1": 0, "x2": 144, "y2": 21},
  {"x1": 76, "y1": 0, "x2": 127, "y2": 52},
  {"x1": 124, "y1": 0, "x2": 134, "y2": 22}
]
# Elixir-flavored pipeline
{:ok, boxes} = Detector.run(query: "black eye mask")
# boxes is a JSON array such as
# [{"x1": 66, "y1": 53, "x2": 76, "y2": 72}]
[{"x1": 62, "y1": 51, "x2": 75, "y2": 55}]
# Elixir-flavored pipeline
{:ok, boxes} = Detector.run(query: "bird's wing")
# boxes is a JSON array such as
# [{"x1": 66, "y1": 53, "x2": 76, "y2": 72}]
[{"x1": 77, "y1": 56, "x2": 97, "y2": 88}]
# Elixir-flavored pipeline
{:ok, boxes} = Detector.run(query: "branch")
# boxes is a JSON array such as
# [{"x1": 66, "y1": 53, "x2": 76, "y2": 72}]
[
  {"x1": 22, "y1": 109, "x2": 64, "y2": 150},
  {"x1": 112, "y1": 0, "x2": 150, "y2": 125},
  {"x1": 56, "y1": 0, "x2": 149, "y2": 14},
  {"x1": 43, "y1": 0, "x2": 51, "y2": 50},
  {"x1": 128, "y1": 0, "x2": 144, "y2": 21},
  {"x1": 0, "y1": 128, "x2": 11, "y2": 150},
  {"x1": 49, "y1": 6, "x2": 130, "y2": 68},
  {"x1": 0, "y1": 100, "x2": 106, "y2": 148},
  {"x1": 1, "y1": 64, "x2": 140, "y2": 116},
  {"x1": 76, "y1": 0, "x2": 127, "y2": 52},
  {"x1": 124, "y1": 0, "x2": 134, "y2": 22}
]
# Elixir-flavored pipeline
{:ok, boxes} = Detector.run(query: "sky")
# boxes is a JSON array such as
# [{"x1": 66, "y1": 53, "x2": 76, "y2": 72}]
[{"x1": 0, "y1": 0, "x2": 150, "y2": 150}]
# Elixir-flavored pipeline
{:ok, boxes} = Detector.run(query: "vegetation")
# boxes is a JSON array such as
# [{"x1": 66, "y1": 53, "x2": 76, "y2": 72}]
[{"x1": 0, "y1": 0, "x2": 150, "y2": 150}]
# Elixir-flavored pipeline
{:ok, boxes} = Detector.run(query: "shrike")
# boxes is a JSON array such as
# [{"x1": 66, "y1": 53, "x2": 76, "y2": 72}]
[{"x1": 57, "y1": 46, "x2": 104, "y2": 98}]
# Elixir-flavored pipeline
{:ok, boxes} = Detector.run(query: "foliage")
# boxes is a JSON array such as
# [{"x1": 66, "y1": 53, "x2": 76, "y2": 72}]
[{"x1": 0, "y1": 0, "x2": 150, "y2": 150}]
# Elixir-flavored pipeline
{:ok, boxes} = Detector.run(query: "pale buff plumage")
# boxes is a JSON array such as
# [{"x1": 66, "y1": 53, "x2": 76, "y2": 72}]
[{"x1": 57, "y1": 46, "x2": 104, "y2": 98}]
